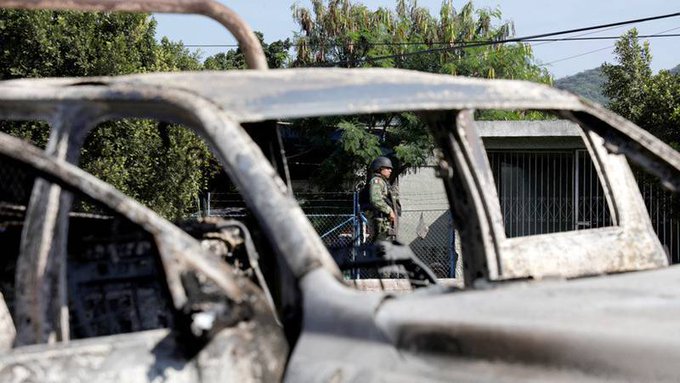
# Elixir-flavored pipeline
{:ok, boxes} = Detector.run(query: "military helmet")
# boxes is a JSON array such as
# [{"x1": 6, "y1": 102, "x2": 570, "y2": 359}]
[{"x1": 370, "y1": 156, "x2": 393, "y2": 173}]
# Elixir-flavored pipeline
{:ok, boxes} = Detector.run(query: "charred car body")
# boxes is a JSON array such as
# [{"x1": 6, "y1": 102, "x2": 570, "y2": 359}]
[{"x1": 0, "y1": 0, "x2": 679, "y2": 382}]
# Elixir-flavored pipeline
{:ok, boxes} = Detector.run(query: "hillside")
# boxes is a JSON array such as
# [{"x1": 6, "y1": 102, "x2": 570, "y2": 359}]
[
  {"x1": 556, "y1": 64, "x2": 680, "y2": 105},
  {"x1": 554, "y1": 67, "x2": 608, "y2": 105}
]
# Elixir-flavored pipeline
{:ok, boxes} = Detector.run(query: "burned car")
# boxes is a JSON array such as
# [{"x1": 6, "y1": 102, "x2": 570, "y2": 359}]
[{"x1": 0, "y1": 0, "x2": 679, "y2": 382}]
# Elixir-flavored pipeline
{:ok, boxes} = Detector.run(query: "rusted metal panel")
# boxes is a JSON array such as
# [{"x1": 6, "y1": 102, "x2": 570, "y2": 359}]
[
  {"x1": 463, "y1": 119, "x2": 669, "y2": 280},
  {"x1": 0, "y1": 329, "x2": 198, "y2": 383},
  {"x1": 563, "y1": 105, "x2": 680, "y2": 192},
  {"x1": 0, "y1": 3, "x2": 678, "y2": 381},
  {"x1": 288, "y1": 265, "x2": 680, "y2": 382},
  {"x1": 0, "y1": 0, "x2": 267, "y2": 70},
  {"x1": 0, "y1": 324, "x2": 287, "y2": 382},
  {"x1": 290, "y1": 265, "x2": 680, "y2": 382},
  {"x1": 13, "y1": 179, "x2": 71, "y2": 345},
  {"x1": 499, "y1": 227, "x2": 667, "y2": 279},
  {"x1": 424, "y1": 111, "x2": 501, "y2": 285}
]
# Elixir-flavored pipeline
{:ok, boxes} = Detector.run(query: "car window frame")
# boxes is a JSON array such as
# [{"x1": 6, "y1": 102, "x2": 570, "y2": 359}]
[{"x1": 433, "y1": 108, "x2": 668, "y2": 284}]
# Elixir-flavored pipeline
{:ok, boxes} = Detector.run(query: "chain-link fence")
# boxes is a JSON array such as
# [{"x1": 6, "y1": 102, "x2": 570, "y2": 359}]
[
  {"x1": 398, "y1": 209, "x2": 459, "y2": 278},
  {"x1": 201, "y1": 192, "x2": 460, "y2": 280},
  {"x1": 307, "y1": 213, "x2": 356, "y2": 252},
  {"x1": 300, "y1": 209, "x2": 459, "y2": 280}
]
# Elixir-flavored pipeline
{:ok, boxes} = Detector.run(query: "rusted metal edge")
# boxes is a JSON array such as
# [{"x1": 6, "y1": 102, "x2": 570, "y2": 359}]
[
  {"x1": 0, "y1": 0, "x2": 268, "y2": 70},
  {"x1": 0, "y1": 69, "x2": 586, "y2": 122}
]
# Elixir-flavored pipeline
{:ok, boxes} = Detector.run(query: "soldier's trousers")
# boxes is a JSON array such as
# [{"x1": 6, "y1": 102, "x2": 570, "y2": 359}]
[{"x1": 368, "y1": 217, "x2": 394, "y2": 242}]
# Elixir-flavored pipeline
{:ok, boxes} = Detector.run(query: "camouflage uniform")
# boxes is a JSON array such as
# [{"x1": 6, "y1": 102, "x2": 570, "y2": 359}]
[{"x1": 366, "y1": 174, "x2": 397, "y2": 241}]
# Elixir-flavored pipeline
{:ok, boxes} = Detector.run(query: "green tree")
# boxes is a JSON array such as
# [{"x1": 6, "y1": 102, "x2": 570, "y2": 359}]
[
  {"x1": 640, "y1": 70, "x2": 680, "y2": 147},
  {"x1": 602, "y1": 28, "x2": 680, "y2": 147},
  {"x1": 289, "y1": 0, "x2": 550, "y2": 188},
  {"x1": 601, "y1": 29, "x2": 653, "y2": 124},
  {"x1": 0, "y1": 10, "x2": 213, "y2": 219},
  {"x1": 203, "y1": 32, "x2": 292, "y2": 70},
  {"x1": 291, "y1": 0, "x2": 547, "y2": 81}
]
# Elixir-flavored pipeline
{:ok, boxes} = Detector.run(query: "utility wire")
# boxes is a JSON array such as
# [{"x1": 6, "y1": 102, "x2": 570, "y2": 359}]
[
  {"x1": 542, "y1": 25, "x2": 680, "y2": 66},
  {"x1": 326, "y1": 11, "x2": 680, "y2": 66},
  {"x1": 542, "y1": 46, "x2": 614, "y2": 66},
  {"x1": 182, "y1": 33, "x2": 680, "y2": 48},
  {"x1": 526, "y1": 33, "x2": 680, "y2": 42},
  {"x1": 530, "y1": 24, "x2": 626, "y2": 48}
]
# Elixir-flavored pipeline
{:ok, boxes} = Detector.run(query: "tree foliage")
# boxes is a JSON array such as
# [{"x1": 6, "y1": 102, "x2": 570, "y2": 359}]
[
  {"x1": 602, "y1": 29, "x2": 653, "y2": 124},
  {"x1": 0, "y1": 10, "x2": 212, "y2": 219},
  {"x1": 602, "y1": 29, "x2": 680, "y2": 148},
  {"x1": 290, "y1": 0, "x2": 548, "y2": 80},
  {"x1": 203, "y1": 32, "x2": 292, "y2": 70},
  {"x1": 289, "y1": 0, "x2": 550, "y2": 188}
]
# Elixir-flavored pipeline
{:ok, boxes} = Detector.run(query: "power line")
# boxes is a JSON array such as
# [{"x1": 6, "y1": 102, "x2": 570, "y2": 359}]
[
  {"x1": 541, "y1": 25, "x2": 680, "y2": 67},
  {"x1": 182, "y1": 33, "x2": 680, "y2": 48},
  {"x1": 326, "y1": 11, "x2": 680, "y2": 66},
  {"x1": 530, "y1": 24, "x2": 626, "y2": 48},
  {"x1": 527, "y1": 33, "x2": 680, "y2": 42},
  {"x1": 542, "y1": 46, "x2": 615, "y2": 66}
]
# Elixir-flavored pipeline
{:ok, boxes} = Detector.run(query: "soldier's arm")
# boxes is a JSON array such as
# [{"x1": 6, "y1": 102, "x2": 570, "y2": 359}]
[{"x1": 369, "y1": 179, "x2": 393, "y2": 215}]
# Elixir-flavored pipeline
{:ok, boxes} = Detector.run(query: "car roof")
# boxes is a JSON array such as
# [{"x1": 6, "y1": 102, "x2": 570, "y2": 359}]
[{"x1": 1, "y1": 68, "x2": 585, "y2": 123}]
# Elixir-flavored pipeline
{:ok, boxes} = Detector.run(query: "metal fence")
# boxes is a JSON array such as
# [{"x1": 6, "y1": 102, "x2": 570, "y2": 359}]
[
  {"x1": 487, "y1": 150, "x2": 612, "y2": 237},
  {"x1": 303, "y1": 209, "x2": 458, "y2": 279},
  {"x1": 398, "y1": 209, "x2": 457, "y2": 278},
  {"x1": 487, "y1": 150, "x2": 678, "y2": 262},
  {"x1": 639, "y1": 178, "x2": 680, "y2": 264},
  {"x1": 202, "y1": 192, "x2": 458, "y2": 279}
]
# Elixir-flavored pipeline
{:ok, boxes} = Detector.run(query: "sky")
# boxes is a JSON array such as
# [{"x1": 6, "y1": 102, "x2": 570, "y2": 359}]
[{"x1": 154, "y1": 1, "x2": 680, "y2": 79}]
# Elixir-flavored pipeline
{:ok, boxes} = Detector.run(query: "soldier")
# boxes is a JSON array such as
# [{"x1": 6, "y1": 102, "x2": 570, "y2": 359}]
[{"x1": 365, "y1": 156, "x2": 399, "y2": 242}]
